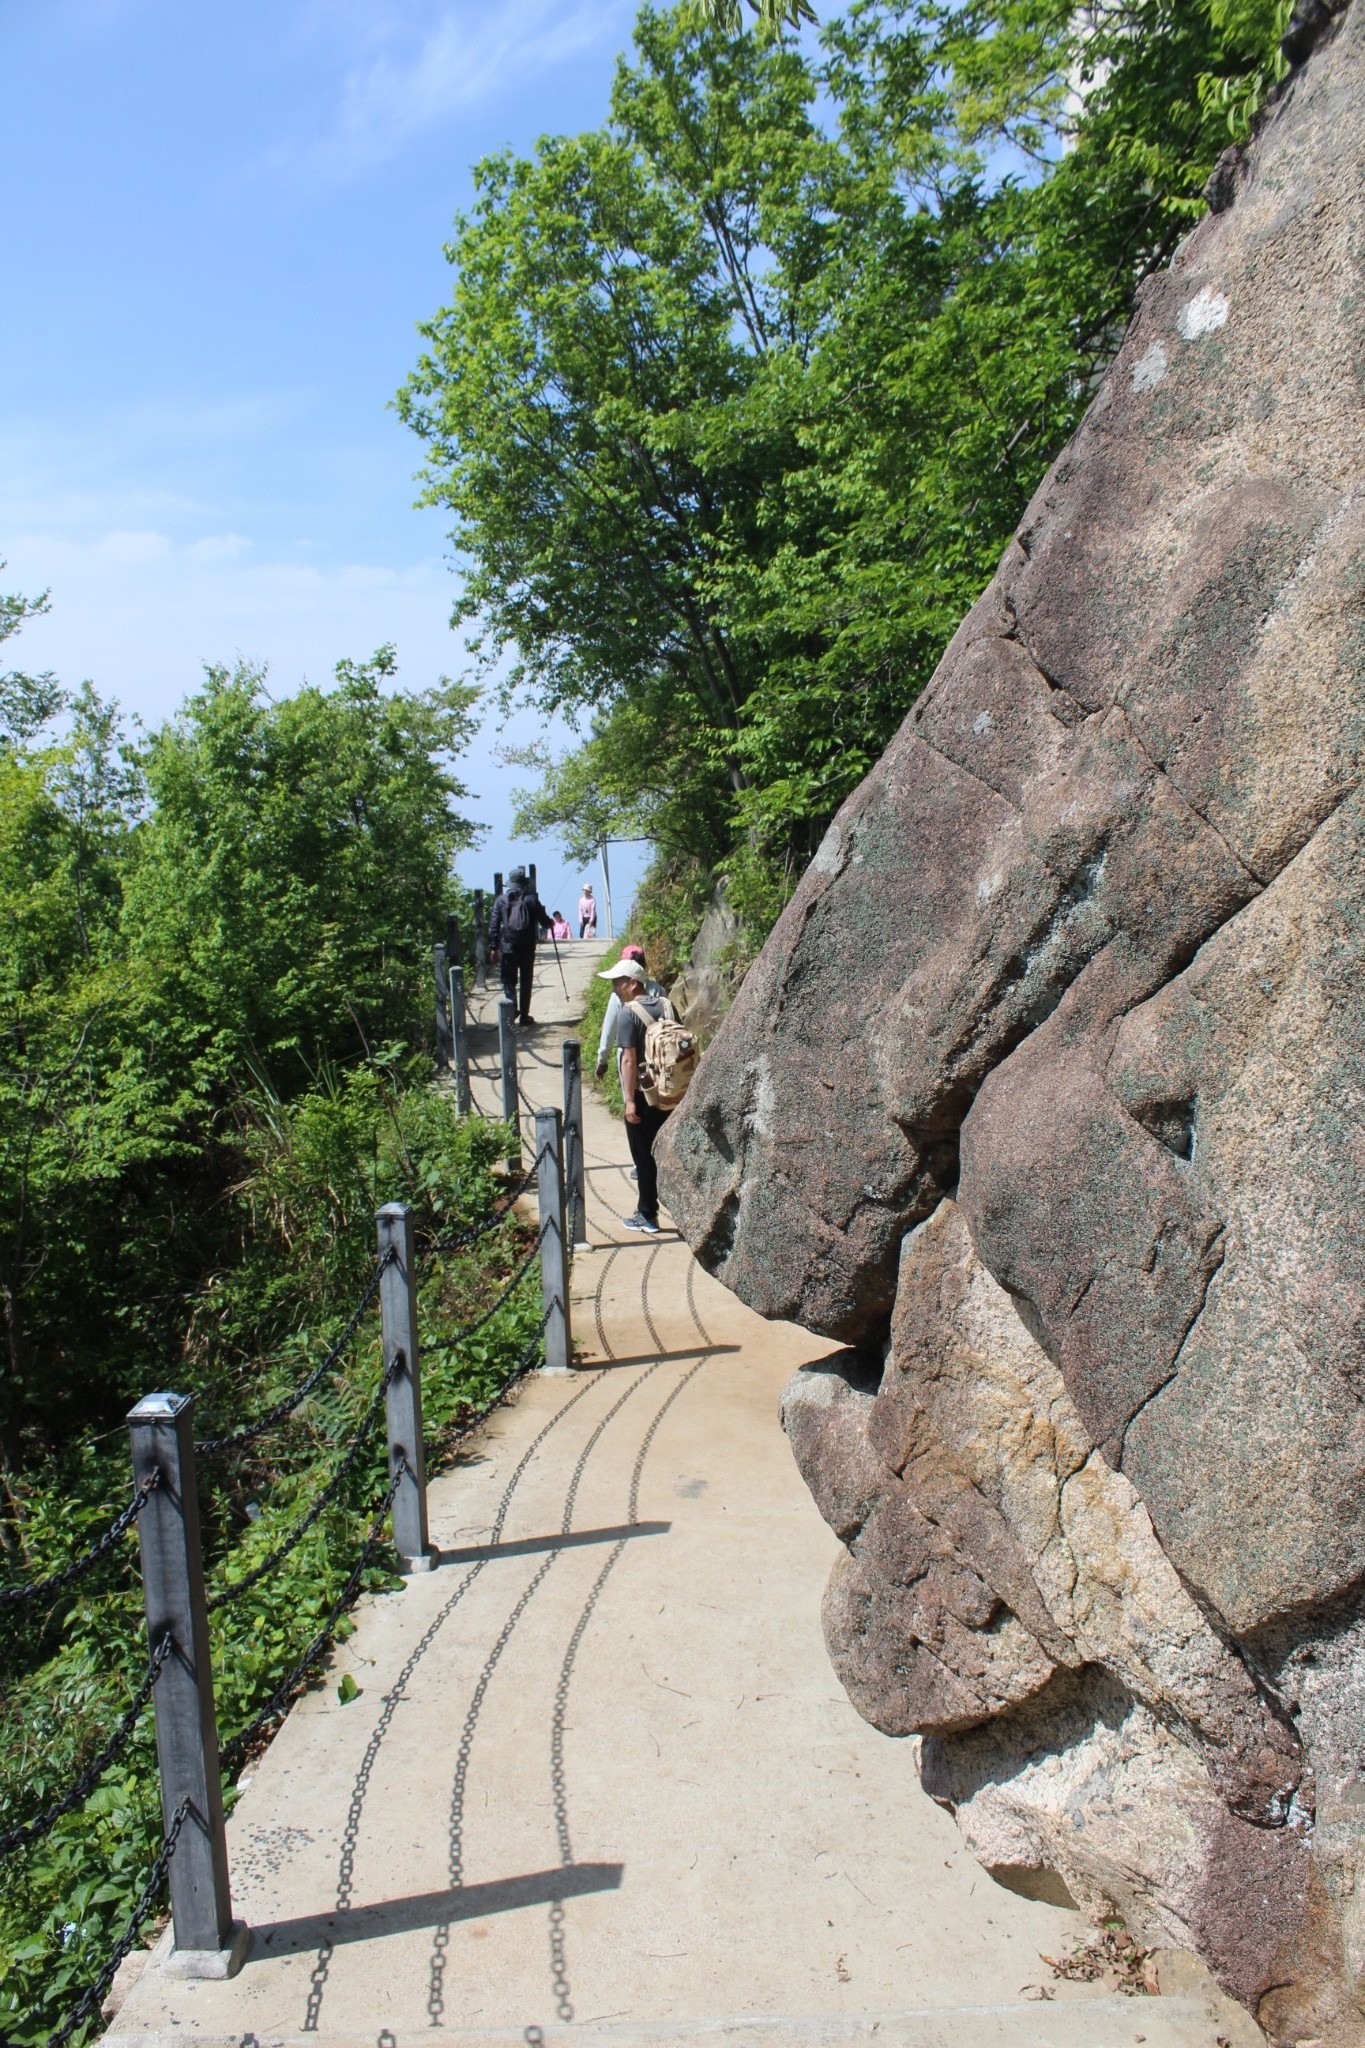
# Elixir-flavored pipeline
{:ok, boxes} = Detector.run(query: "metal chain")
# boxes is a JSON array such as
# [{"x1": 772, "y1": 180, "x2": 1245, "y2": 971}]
[
  {"x1": 0, "y1": 1472, "x2": 159, "y2": 1610},
  {"x1": 46, "y1": 1796, "x2": 191, "y2": 2048},
  {"x1": 0, "y1": 1631, "x2": 172, "y2": 1862},
  {"x1": 194, "y1": 1248, "x2": 393, "y2": 1460},
  {"x1": 309, "y1": 1332, "x2": 583, "y2": 2034},
  {"x1": 219, "y1": 1463, "x2": 405, "y2": 1776},
  {"x1": 422, "y1": 1145, "x2": 548, "y2": 1262},
  {"x1": 545, "y1": 1360, "x2": 711, "y2": 2023},
  {"x1": 422, "y1": 1222, "x2": 548, "y2": 1355},
  {"x1": 205, "y1": 1358, "x2": 399, "y2": 1612}
]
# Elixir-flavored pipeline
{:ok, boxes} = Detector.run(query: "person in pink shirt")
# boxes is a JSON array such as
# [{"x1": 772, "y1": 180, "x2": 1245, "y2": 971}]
[
  {"x1": 550, "y1": 911, "x2": 571, "y2": 940},
  {"x1": 577, "y1": 884, "x2": 598, "y2": 938}
]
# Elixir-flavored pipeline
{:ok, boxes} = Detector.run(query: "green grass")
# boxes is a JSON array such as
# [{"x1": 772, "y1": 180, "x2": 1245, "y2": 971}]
[{"x1": 578, "y1": 943, "x2": 626, "y2": 1117}]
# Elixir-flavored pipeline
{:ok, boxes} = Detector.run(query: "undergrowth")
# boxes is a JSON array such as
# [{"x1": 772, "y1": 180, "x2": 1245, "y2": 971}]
[{"x1": 0, "y1": 1062, "x2": 541, "y2": 2044}]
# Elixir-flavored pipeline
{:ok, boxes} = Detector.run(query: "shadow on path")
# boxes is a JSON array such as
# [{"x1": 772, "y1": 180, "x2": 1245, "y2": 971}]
[
  {"x1": 437, "y1": 1520, "x2": 670, "y2": 1567},
  {"x1": 253, "y1": 1863, "x2": 624, "y2": 1957}
]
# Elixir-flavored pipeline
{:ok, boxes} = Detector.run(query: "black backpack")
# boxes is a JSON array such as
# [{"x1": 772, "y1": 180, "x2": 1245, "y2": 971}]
[{"x1": 504, "y1": 889, "x2": 534, "y2": 941}]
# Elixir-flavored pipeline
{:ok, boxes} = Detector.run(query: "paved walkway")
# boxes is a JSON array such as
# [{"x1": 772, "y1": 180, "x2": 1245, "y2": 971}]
[{"x1": 106, "y1": 945, "x2": 1259, "y2": 2048}]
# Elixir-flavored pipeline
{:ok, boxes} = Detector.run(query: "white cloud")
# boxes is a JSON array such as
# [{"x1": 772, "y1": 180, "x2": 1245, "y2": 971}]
[
  {"x1": 2, "y1": 521, "x2": 459, "y2": 721},
  {"x1": 259, "y1": 0, "x2": 629, "y2": 190}
]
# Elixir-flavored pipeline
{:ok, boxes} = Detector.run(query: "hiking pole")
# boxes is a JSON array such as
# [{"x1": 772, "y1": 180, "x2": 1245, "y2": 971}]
[{"x1": 547, "y1": 929, "x2": 570, "y2": 1003}]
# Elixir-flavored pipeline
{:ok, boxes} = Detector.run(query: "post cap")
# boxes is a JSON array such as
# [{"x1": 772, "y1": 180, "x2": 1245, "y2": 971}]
[{"x1": 127, "y1": 1391, "x2": 192, "y2": 1423}]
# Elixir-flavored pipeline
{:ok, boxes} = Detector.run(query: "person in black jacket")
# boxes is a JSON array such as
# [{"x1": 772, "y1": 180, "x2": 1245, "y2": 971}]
[{"x1": 488, "y1": 866, "x2": 551, "y2": 1024}]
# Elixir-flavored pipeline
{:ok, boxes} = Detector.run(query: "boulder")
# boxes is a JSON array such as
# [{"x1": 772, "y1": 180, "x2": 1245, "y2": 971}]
[{"x1": 660, "y1": 4, "x2": 1365, "y2": 2036}]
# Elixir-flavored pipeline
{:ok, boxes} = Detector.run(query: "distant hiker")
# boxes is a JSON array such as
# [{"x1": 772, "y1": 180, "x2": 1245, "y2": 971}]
[
  {"x1": 595, "y1": 945, "x2": 663, "y2": 1080},
  {"x1": 489, "y1": 865, "x2": 551, "y2": 1025},
  {"x1": 598, "y1": 955, "x2": 698, "y2": 1234},
  {"x1": 550, "y1": 910, "x2": 571, "y2": 941},
  {"x1": 578, "y1": 884, "x2": 598, "y2": 939}
]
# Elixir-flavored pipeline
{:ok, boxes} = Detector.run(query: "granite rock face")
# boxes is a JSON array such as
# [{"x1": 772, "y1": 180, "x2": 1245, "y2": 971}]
[{"x1": 658, "y1": 5, "x2": 1365, "y2": 2036}]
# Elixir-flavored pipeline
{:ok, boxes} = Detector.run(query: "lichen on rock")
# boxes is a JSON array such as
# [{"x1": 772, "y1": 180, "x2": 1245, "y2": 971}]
[{"x1": 658, "y1": 4, "x2": 1365, "y2": 2036}]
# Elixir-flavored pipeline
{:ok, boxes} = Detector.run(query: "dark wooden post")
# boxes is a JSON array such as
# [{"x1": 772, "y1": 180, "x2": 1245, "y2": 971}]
[
  {"x1": 498, "y1": 998, "x2": 520, "y2": 1167},
  {"x1": 445, "y1": 912, "x2": 462, "y2": 969},
  {"x1": 126, "y1": 1394, "x2": 247, "y2": 1977},
  {"x1": 449, "y1": 964, "x2": 472, "y2": 1116},
  {"x1": 528, "y1": 861, "x2": 537, "y2": 895},
  {"x1": 377, "y1": 1204, "x2": 436, "y2": 1572},
  {"x1": 473, "y1": 889, "x2": 487, "y2": 991},
  {"x1": 535, "y1": 1107, "x2": 572, "y2": 1374},
  {"x1": 433, "y1": 942, "x2": 452, "y2": 1070},
  {"x1": 562, "y1": 1039, "x2": 587, "y2": 1249}
]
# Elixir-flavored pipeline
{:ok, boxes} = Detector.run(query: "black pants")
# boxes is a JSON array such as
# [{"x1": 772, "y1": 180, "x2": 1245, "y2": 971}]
[
  {"x1": 579, "y1": 918, "x2": 596, "y2": 939},
  {"x1": 499, "y1": 946, "x2": 535, "y2": 1019},
  {"x1": 625, "y1": 1094, "x2": 670, "y2": 1220}
]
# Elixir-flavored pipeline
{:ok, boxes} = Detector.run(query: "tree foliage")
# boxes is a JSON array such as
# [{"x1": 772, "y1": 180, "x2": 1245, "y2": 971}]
[
  {"x1": 0, "y1": 615, "x2": 478, "y2": 1468},
  {"x1": 403, "y1": 0, "x2": 1289, "y2": 955}
]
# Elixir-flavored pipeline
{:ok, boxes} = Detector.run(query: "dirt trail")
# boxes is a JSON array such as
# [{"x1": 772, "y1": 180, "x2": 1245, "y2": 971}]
[{"x1": 106, "y1": 943, "x2": 1258, "y2": 2047}]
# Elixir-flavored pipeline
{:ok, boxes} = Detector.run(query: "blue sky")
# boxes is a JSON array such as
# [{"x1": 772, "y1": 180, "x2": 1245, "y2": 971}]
[{"x1": 0, "y1": 0, "x2": 652, "y2": 923}]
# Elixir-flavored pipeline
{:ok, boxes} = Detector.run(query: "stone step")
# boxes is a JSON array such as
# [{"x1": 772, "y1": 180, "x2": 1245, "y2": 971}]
[{"x1": 105, "y1": 1993, "x2": 1257, "y2": 2048}]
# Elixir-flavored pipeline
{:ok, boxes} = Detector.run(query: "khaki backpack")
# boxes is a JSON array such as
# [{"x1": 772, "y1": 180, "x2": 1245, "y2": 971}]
[{"x1": 628, "y1": 998, "x2": 699, "y2": 1110}]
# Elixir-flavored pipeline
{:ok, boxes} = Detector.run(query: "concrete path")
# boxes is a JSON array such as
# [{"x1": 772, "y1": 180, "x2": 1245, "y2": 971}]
[{"x1": 106, "y1": 944, "x2": 1260, "y2": 2048}]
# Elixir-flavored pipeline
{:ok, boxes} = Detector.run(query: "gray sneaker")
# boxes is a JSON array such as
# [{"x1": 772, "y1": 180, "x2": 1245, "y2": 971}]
[{"x1": 622, "y1": 1211, "x2": 661, "y2": 1235}]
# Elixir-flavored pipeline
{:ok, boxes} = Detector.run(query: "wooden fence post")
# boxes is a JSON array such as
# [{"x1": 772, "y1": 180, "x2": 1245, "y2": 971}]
[
  {"x1": 433, "y1": 942, "x2": 452, "y2": 1070},
  {"x1": 449, "y1": 964, "x2": 472, "y2": 1116},
  {"x1": 446, "y1": 912, "x2": 462, "y2": 969},
  {"x1": 498, "y1": 998, "x2": 520, "y2": 1167},
  {"x1": 473, "y1": 889, "x2": 487, "y2": 992},
  {"x1": 562, "y1": 1039, "x2": 588, "y2": 1249},
  {"x1": 126, "y1": 1394, "x2": 247, "y2": 1977},
  {"x1": 535, "y1": 1107, "x2": 572, "y2": 1374},
  {"x1": 377, "y1": 1204, "x2": 436, "y2": 1572}
]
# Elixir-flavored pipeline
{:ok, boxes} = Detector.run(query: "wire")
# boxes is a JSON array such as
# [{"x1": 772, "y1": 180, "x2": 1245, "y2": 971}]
[
  {"x1": 0, "y1": 1474, "x2": 159, "y2": 1610},
  {"x1": 423, "y1": 1224, "x2": 548, "y2": 1355},
  {"x1": 194, "y1": 1250, "x2": 393, "y2": 1460},
  {"x1": 0, "y1": 1632, "x2": 173, "y2": 1861}
]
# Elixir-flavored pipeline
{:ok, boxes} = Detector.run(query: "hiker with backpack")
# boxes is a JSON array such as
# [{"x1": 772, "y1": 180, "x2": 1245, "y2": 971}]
[
  {"x1": 597, "y1": 955, "x2": 699, "y2": 1235},
  {"x1": 594, "y1": 944, "x2": 664, "y2": 1080},
  {"x1": 488, "y1": 865, "x2": 552, "y2": 1025}
]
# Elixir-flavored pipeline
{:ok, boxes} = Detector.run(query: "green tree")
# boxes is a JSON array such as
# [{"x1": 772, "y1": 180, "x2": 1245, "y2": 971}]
[
  {"x1": 403, "y1": 0, "x2": 1290, "y2": 958},
  {"x1": 0, "y1": 644, "x2": 480, "y2": 1464},
  {"x1": 0, "y1": 564, "x2": 64, "y2": 748}
]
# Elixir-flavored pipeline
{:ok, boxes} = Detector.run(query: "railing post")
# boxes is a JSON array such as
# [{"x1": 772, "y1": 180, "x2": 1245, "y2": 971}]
[
  {"x1": 498, "y1": 997, "x2": 521, "y2": 1167},
  {"x1": 528, "y1": 861, "x2": 537, "y2": 895},
  {"x1": 433, "y1": 942, "x2": 452, "y2": 1071},
  {"x1": 535, "y1": 1107, "x2": 572, "y2": 1374},
  {"x1": 449, "y1": 964, "x2": 472, "y2": 1116},
  {"x1": 377, "y1": 1204, "x2": 436, "y2": 1573},
  {"x1": 446, "y1": 912, "x2": 462, "y2": 969},
  {"x1": 562, "y1": 1039, "x2": 588, "y2": 1249},
  {"x1": 493, "y1": 870, "x2": 503, "y2": 898},
  {"x1": 473, "y1": 889, "x2": 487, "y2": 992},
  {"x1": 126, "y1": 1394, "x2": 247, "y2": 1978}
]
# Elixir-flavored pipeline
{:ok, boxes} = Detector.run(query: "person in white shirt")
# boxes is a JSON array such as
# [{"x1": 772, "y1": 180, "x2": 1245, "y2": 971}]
[{"x1": 595, "y1": 945, "x2": 665, "y2": 1079}]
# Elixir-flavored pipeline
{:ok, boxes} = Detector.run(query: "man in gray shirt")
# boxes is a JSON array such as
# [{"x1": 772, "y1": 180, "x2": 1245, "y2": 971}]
[{"x1": 598, "y1": 957, "x2": 669, "y2": 1234}]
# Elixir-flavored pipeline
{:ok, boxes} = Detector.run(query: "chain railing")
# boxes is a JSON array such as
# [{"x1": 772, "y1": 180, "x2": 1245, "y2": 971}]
[
  {"x1": 0, "y1": 1470, "x2": 159, "y2": 1609},
  {"x1": 47, "y1": 1797, "x2": 193, "y2": 2048},
  {"x1": 421, "y1": 1142, "x2": 546, "y2": 1262},
  {"x1": 218, "y1": 1463, "x2": 406, "y2": 1776},
  {"x1": 3, "y1": 936, "x2": 586, "y2": 2036},
  {"x1": 205, "y1": 1356, "x2": 401, "y2": 1613},
  {"x1": 423, "y1": 1219, "x2": 549, "y2": 1354},
  {"x1": 0, "y1": 1630, "x2": 173, "y2": 1861},
  {"x1": 193, "y1": 1246, "x2": 395, "y2": 1460}
]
